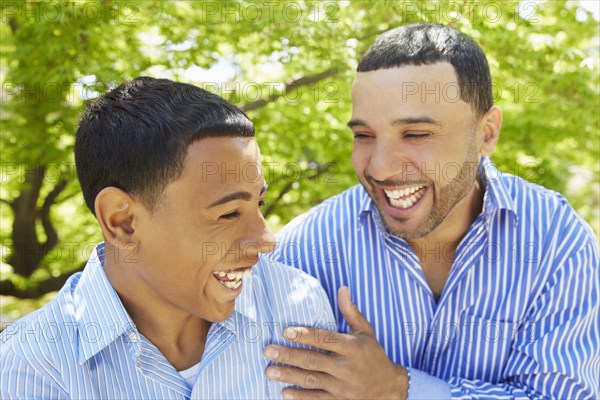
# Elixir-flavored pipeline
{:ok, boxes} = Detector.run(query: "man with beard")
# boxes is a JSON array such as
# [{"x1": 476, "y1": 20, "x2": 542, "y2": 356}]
[{"x1": 264, "y1": 23, "x2": 599, "y2": 399}]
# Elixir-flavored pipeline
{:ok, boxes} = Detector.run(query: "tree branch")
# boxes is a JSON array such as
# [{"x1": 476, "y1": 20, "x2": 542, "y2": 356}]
[
  {"x1": 0, "y1": 198, "x2": 12, "y2": 207},
  {"x1": 8, "y1": 17, "x2": 19, "y2": 34},
  {"x1": 39, "y1": 180, "x2": 68, "y2": 258},
  {"x1": 241, "y1": 68, "x2": 338, "y2": 112},
  {"x1": 55, "y1": 190, "x2": 80, "y2": 205},
  {"x1": 263, "y1": 162, "x2": 333, "y2": 218},
  {"x1": 0, "y1": 263, "x2": 85, "y2": 299},
  {"x1": 263, "y1": 180, "x2": 295, "y2": 218}
]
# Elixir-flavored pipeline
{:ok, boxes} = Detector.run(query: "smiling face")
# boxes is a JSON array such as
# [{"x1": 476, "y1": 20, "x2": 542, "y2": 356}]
[
  {"x1": 126, "y1": 136, "x2": 275, "y2": 322},
  {"x1": 350, "y1": 63, "x2": 490, "y2": 241}
]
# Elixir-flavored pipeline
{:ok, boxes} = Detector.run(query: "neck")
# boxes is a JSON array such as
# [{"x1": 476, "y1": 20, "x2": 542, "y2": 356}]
[
  {"x1": 408, "y1": 176, "x2": 484, "y2": 263},
  {"x1": 105, "y1": 258, "x2": 210, "y2": 370}
]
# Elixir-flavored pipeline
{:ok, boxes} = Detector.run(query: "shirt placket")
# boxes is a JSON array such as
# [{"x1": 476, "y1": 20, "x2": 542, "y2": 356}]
[
  {"x1": 384, "y1": 235, "x2": 436, "y2": 368},
  {"x1": 424, "y1": 215, "x2": 488, "y2": 375},
  {"x1": 132, "y1": 334, "x2": 191, "y2": 398}
]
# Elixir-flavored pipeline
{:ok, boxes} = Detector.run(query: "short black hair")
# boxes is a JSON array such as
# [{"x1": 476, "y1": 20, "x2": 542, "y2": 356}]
[
  {"x1": 357, "y1": 23, "x2": 493, "y2": 117},
  {"x1": 75, "y1": 77, "x2": 254, "y2": 214}
]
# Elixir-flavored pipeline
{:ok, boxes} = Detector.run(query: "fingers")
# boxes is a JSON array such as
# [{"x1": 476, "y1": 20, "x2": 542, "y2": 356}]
[
  {"x1": 280, "y1": 326, "x2": 349, "y2": 353},
  {"x1": 337, "y1": 286, "x2": 374, "y2": 335},
  {"x1": 266, "y1": 365, "x2": 336, "y2": 393},
  {"x1": 281, "y1": 388, "x2": 334, "y2": 400},
  {"x1": 264, "y1": 345, "x2": 334, "y2": 374}
]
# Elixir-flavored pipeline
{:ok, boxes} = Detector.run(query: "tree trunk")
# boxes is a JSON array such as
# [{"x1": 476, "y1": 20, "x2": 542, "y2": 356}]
[{"x1": 7, "y1": 165, "x2": 45, "y2": 277}]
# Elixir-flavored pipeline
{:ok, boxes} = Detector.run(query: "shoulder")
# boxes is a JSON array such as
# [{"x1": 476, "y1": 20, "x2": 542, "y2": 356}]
[
  {"x1": 2, "y1": 274, "x2": 79, "y2": 351},
  {"x1": 277, "y1": 184, "x2": 366, "y2": 240},
  {"x1": 247, "y1": 257, "x2": 335, "y2": 327},
  {"x1": 501, "y1": 173, "x2": 570, "y2": 209},
  {"x1": 505, "y1": 175, "x2": 595, "y2": 233},
  {"x1": 0, "y1": 275, "x2": 79, "y2": 392},
  {"x1": 270, "y1": 186, "x2": 366, "y2": 277},
  {"x1": 497, "y1": 174, "x2": 598, "y2": 261},
  {"x1": 251, "y1": 257, "x2": 330, "y2": 306}
]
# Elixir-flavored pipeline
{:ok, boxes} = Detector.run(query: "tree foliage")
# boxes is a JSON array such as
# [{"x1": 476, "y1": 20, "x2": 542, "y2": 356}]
[{"x1": 1, "y1": 0, "x2": 598, "y2": 312}]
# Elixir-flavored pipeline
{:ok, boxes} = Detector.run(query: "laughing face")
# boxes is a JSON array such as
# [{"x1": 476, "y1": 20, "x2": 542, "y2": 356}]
[
  {"x1": 350, "y1": 63, "x2": 490, "y2": 241},
  {"x1": 125, "y1": 136, "x2": 275, "y2": 322}
]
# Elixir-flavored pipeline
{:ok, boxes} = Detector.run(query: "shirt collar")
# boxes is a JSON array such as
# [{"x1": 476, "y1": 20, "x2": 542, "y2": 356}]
[
  {"x1": 74, "y1": 242, "x2": 138, "y2": 364},
  {"x1": 357, "y1": 156, "x2": 518, "y2": 230},
  {"x1": 74, "y1": 243, "x2": 260, "y2": 363},
  {"x1": 479, "y1": 157, "x2": 517, "y2": 222},
  {"x1": 358, "y1": 185, "x2": 379, "y2": 226},
  {"x1": 218, "y1": 260, "x2": 260, "y2": 333}
]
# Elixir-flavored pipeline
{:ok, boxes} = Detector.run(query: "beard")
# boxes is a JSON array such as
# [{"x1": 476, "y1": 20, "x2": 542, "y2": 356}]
[{"x1": 363, "y1": 136, "x2": 481, "y2": 241}]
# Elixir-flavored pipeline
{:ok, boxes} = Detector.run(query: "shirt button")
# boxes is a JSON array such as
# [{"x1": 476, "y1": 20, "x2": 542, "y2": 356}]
[{"x1": 129, "y1": 332, "x2": 138, "y2": 343}]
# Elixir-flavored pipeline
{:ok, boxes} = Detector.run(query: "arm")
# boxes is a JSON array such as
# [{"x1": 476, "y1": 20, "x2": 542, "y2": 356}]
[
  {"x1": 0, "y1": 346, "x2": 69, "y2": 399},
  {"x1": 265, "y1": 286, "x2": 410, "y2": 399},
  {"x1": 265, "y1": 240, "x2": 600, "y2": 399},
  {"x1": 442, "y1": 238, "x2": 599, "y2": 399}
]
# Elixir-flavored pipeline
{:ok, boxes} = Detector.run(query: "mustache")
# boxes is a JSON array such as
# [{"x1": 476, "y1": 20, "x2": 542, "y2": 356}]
[{"x1": 365, "y1": 173, "x2": 427, "y2": 188}]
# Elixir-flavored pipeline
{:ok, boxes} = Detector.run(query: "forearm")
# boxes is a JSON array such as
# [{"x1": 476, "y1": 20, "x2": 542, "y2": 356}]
[{"x1": 407, "y1": 368, "x2": 594, "y2": 400}]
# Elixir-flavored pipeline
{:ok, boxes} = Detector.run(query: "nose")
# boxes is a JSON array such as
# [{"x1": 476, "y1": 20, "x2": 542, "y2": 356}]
[
  {"x1": 257, "y1": 217, "x2": 276, "y2": 254},
  {"x1": 367, "y1": 140, "x2": 411, "y2": 182},
  {"x1": 245, "y1": 211, "x2": 277, "y2": 256}
]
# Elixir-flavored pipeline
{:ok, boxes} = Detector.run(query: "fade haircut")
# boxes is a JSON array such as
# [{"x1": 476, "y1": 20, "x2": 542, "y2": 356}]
[
  {"x1": 357, "y1": 23, "x2": 493, "y2": 117},
  {"x1": 75, "y1": 77, "x2": 255, "y2": 215}
]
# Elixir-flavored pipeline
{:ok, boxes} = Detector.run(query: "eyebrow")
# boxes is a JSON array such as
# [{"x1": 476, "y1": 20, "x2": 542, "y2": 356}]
[
  {"x1": 347, "y1": 117, "x2": 441, "y2": 128},
  {"x1": 392, "y1": 117, "x2": 441, "y2": 126},
  {"x1": 347, "y1": 119, "x2": 368, "y2": 128},
  {"x1": 208, "y1": 185, "x2": 267, "y2": 208}
]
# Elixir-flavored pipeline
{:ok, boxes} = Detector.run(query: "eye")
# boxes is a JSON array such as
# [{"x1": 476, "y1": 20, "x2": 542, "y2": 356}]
[
  {"x1": 353, "y1": 132, "x2": 373, "y2": 140},
  {"x1": 220, "y1": 211, "x2": 240, "y2": 220},
  {"x1": 405, "y1": 132, "x2": 431, "y2": 140},
  {"x1": 259, "y1": 200, "x2": 270, "y2": 216}
]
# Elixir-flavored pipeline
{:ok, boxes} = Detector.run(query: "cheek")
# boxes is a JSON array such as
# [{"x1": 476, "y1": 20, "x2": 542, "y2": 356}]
[
  {"x1": 414, "y1": 146, "x2": 455, "y2": 181},
  {"x1": 200, "y1": 248, "x2": 225, "y2": 268},
  {"x1": 172, "y1": 263, "x2": 214, "y2": 299},
  {"x1": 352, "y1": 147, "x2": 369, "y2": 173}
]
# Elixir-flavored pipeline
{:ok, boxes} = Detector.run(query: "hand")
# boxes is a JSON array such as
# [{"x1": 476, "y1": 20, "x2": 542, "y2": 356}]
[{"x1": 264, "y1": 286, "x2": 408, "y2": 399}]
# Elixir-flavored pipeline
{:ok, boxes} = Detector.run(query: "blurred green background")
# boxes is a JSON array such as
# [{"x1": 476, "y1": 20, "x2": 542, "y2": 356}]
[{"x1": 1, "y1": 0, "x2": 599, "y2": 322}]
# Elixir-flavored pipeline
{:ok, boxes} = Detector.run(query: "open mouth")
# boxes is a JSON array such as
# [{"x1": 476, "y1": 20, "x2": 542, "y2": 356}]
[
  {"x1": 212, "y1": 267, "x2": 252, "y2": 289},
  {"x1": 383, "y1": 184, "x2": 426, "y2": 209}
]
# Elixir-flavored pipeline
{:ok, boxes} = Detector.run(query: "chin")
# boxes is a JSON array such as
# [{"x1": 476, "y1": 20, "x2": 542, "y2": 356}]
[
  {"x1": 207, "y1": 305, "x2": 237, "y2": 323},
  {"x1": 384, "y1": 217, "x2": 431, "y2": 241}
]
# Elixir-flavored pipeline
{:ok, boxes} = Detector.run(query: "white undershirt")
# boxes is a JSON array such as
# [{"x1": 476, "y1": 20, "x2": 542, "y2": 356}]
[{"x1": 178, "y1": 361, "x2": 201, "y2": 388}]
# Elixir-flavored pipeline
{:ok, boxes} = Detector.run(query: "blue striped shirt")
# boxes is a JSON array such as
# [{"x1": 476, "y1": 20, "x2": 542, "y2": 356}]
[
  {"x1": 1, "y1": 243, "x2": 336, "y2": 399},
  {"x1": 272, "y1": 157, "x2": 600, "y2": 399}
]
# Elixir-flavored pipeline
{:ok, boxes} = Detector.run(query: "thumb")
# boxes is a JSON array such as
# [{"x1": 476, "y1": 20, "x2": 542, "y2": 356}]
[{"x1": 338, "y1": 286, "x2": 374, "y2": 335}]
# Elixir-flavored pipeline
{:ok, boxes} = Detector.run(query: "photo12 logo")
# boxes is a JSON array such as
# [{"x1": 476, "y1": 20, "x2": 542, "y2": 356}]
[
  {"x1": 1, "y1": 2, "x2": 139, "y2": 24},
  {"x1": 195, "y1": 1, "x2": 340, "y2": 24}
]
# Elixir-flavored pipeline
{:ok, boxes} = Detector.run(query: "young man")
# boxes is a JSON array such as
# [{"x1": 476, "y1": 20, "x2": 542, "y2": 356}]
[
  {"x1": 0, "y1": 77, "x2": 335, "y2": 399},
  {"x1": 266, "y1": 23, "x2": 600, "y2": 399}
]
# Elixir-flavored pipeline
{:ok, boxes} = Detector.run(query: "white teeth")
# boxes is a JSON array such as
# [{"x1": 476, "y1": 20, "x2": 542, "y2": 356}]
[
  {"x1": 219, "y1": 278, "x2": 243, "y2": 289},
  {"x1": 223, "y1": 280, "x2": 235, "y2": 289},
  {"x1": 384, "y1": 185, "x2": 424, "y2": 199},
  {"x1": 389, "y1": 188, "x2": 425, "y2": 209},
  {"x1": 383, "y1": 185, "x2": 425, "y2": 210},
  {"x1": 214, "y1": 268, "x2": 252, "y2": 289}
]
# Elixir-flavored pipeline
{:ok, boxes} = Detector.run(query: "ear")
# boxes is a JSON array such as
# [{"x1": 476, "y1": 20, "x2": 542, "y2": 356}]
[
  {"x1": 477, "y1": 106, "x2": 502, "y2": 156},
  {"x1": 94, "y1": 187, "x2": 137, "y2": 248}
]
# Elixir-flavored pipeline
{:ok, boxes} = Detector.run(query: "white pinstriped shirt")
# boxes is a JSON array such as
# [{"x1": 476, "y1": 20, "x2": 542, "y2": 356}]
[
  {"x1": 0, "y1": 244, "x2": 336, "y2": 399},
  {"x1": 272, "y1": 157, "x2": 600, "y2": 399}
]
